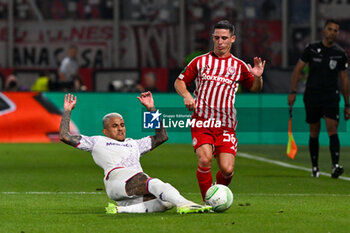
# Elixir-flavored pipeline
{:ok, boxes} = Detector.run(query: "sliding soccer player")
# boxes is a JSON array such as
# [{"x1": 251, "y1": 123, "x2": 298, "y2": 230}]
[{"x1": 59, "y1": 92, "x2": 211, "y2": 214}]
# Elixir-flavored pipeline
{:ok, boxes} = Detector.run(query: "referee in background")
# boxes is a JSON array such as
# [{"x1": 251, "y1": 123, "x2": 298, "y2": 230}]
[{"x1": 288, "y1": 19, "x2": 350, "y2": 178}]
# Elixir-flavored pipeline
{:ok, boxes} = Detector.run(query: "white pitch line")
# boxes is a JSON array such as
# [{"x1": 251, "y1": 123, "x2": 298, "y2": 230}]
[
  {"x1": 1, "y1": 154, "x2": 349, "y2": 196},
  {"x1": 238, "y1": 152, "x2": 350, "y2": 181}
]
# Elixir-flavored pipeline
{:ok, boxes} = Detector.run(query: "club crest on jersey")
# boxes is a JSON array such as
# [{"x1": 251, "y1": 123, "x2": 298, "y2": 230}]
[
  {"x1": 204, "y1": 65, "x2": 211, "y2": 74},
  {"x1": 192, "y1": 137, "x2": 197, "y2": 146},
  {"x1": 329, "y1": 59, "x2": 337, "y2": 70},
  {"x1": 227, "y1": 66, "x2": 236, "y2": 75}
]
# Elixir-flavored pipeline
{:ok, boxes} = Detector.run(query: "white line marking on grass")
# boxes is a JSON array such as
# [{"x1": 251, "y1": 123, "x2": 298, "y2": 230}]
[
  {"x1": 238, "y1": 152, "x2": 350, "y2": 182},
  {"x1": 1, "y1": 192, "x2": 105, "y2": 195}
]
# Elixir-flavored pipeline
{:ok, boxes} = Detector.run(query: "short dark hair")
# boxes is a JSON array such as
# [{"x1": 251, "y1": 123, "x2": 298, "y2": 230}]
[
  {"x1": 69, "y1": 44, "x2": 78, "y2": 50},
  {"x1": 213, "y1": 20, "x2": 235, "y2": 35},
  {"x1": 324, "y1": 19, "x2": 339, "y2": 28}
]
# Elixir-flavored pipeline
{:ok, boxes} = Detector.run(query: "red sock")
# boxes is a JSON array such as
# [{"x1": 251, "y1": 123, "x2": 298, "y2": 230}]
[
  {"x1": 196, "y1": 166, "x2": 212, "y2": 201},
  {"x1": 216, "y1": 170, "x2": 233, "y2": 186}
]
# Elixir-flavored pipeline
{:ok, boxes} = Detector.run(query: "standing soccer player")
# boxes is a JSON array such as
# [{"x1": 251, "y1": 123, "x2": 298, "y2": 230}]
[
  {"x1": 59, "y1": 92, "x2": 211, "y2": 214},
  {"x1": 174, "y1": 20, "x2": 265, "y2": 200},
  {"x1": 288, "y1": 19, "x2": 350, "y2": 178}
]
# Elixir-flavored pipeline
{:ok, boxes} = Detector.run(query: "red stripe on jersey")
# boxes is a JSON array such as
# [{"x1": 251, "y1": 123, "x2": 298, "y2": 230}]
[
  {"x1": 207, "y1": 58, "x2": 222, "y2": 120},
  {"x1": 203, "y1": 56, "x2": 217, "y2": 119},
  {"x1": 217, "y1": 58, "x2": 232, "y2": 125},
  {"x1": 196, "y1": 55, "x2": 209, "y2": 118}
]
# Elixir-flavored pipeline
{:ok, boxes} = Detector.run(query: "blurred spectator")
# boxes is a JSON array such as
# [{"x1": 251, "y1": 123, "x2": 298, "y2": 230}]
[
  {"x1": 4, "y1": 75, "x2": 25, "y2": 91},
  {"x1": 136, "y1": 72, "x2": 159, "y2": 93},
  {"x1": 31, "y1": 71, "x2": 50, "y2": 92},
  {"x1": 109, "y1": 78, "x2": 138, "y2": 92},
  {"x1": 58, "y1": 44, "x2": 82, "y2": 91},
  {"x1": 109, "y1": 80, "x2": 124, "y2": 92}
]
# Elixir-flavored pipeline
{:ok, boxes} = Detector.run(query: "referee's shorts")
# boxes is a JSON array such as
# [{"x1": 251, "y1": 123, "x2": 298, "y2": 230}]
[{"x1": 304, "y1": 101, "x2": 339, "y2": 123}]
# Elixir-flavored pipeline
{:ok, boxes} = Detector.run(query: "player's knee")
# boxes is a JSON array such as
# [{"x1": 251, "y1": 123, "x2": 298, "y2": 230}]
[
  {"x1": 196, "y1": 146, "x2": 213, "y2": 165},
  {"x1": 326, "y1": 125, "x2": 338, "y2": 136},
  {"x1": 220, "y1": 166, "x2": 234, "y2": 177},
  {"x1": 149, "y1": 178, "x2": 172, "y2": 191},
  {"x1": 164, "y1": 183, "x2": 175, "y2": 191},
  {"x1": 149, "y1": 178, "x2": 163, "y2": 187},
  {"x1": 198, "y1": 157, "x2": 212, "y2": 167},
  {"x1": 197, "y1": 152, "x2": 212, "y2": 166}
]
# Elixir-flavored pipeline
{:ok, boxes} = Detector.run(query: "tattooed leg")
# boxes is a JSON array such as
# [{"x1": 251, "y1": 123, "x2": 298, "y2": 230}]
[
  {"x1": 125, "y1": 173, "x2": 151, "y2": 197},
  {"x1": 117, "y1": 173, "x2": 173, "y2": 213},
  {"x1": 125, "y1": 173, "x2": 190, "y2": 206}
]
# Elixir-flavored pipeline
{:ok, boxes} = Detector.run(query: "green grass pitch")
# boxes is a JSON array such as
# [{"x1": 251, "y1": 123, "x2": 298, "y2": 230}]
[{"x1": 1, "y1": 143, "x2": 350, "y2": 233}]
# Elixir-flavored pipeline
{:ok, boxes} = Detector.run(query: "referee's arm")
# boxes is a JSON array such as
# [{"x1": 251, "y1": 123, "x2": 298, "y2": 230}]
[
  {"x1": 340, "y1": 70, "x2": 350, "y2": 120},
  {"x1": 288, "y1": 60, "x2": 306, "y2": 107}
]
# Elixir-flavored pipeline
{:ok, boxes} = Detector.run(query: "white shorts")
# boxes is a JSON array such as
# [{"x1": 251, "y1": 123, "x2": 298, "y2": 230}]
[{"x1": 104, "y1": 167, "x2": 148, "y2": 206}]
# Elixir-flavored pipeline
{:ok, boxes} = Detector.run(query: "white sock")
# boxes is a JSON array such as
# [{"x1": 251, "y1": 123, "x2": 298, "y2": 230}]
[
  {"x1": 147, "y1": 178, "x2": 189, "y2": 206},
  {"x1": 117, "y1": 199, "x2": 170, "y2": 213}
]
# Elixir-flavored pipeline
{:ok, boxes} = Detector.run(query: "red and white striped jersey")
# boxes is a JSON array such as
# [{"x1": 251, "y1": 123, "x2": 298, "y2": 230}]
[{"x1": 178, "y1": 51, "x2": 255, "y2": 129}]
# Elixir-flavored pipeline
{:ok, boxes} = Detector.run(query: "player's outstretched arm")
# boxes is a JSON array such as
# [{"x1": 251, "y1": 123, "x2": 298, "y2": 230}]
[
  {"x1": 248, "y1": 57, "x2": 265, "y2": 92},
  {"x1": 137, "y1": 92, "x2": 168, "y2": 149},
  {"x1": 59, "y1": 93, "x2": 82, "y2": 147}
]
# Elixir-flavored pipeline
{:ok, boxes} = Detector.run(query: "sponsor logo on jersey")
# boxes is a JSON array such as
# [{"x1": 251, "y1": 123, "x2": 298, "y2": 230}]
[
  {"x1": 202, "y1": 72, "x2": 233, "y2": 85},
  {"x1": 106, "y1": 142, "x2": 132, "y2": 147}
]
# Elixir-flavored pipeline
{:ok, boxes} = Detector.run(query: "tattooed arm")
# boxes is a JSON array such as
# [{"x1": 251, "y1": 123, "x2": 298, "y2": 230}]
[
  {"x1": 137, "y1": 91, "x2": 168, "y2": 149},
  {"x1": 59, "y1": 93, "x2": 82, "y2": 147}
]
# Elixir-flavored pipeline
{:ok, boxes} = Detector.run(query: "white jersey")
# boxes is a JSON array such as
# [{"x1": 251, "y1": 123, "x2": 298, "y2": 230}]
[
  {"x1": 59, "y1": 56, "x2": 79, "y2": 80},
  {"x1": 76, "y1": 135, "x2": 152, "y2": 177}
]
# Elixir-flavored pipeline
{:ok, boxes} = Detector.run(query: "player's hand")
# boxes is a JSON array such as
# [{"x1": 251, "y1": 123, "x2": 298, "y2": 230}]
[
  {"x1": 137, "y1": 91, "x2": 154, "y2": 110},
  {"x1": 184, "y1": 95, "x2": 196, "y2": 111},
  {"x1": 247, "y1": 57, "x2": 266, "y2": 78},
  {"x1": 345, "y1": 107, "x2": 350, "y2": 121},
  {"x1": 288, "y1": 93, "x2": 296, "y2": 107},
  {"x1": 63, "y1": 93, "x2": 77, "y2": 111}
]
